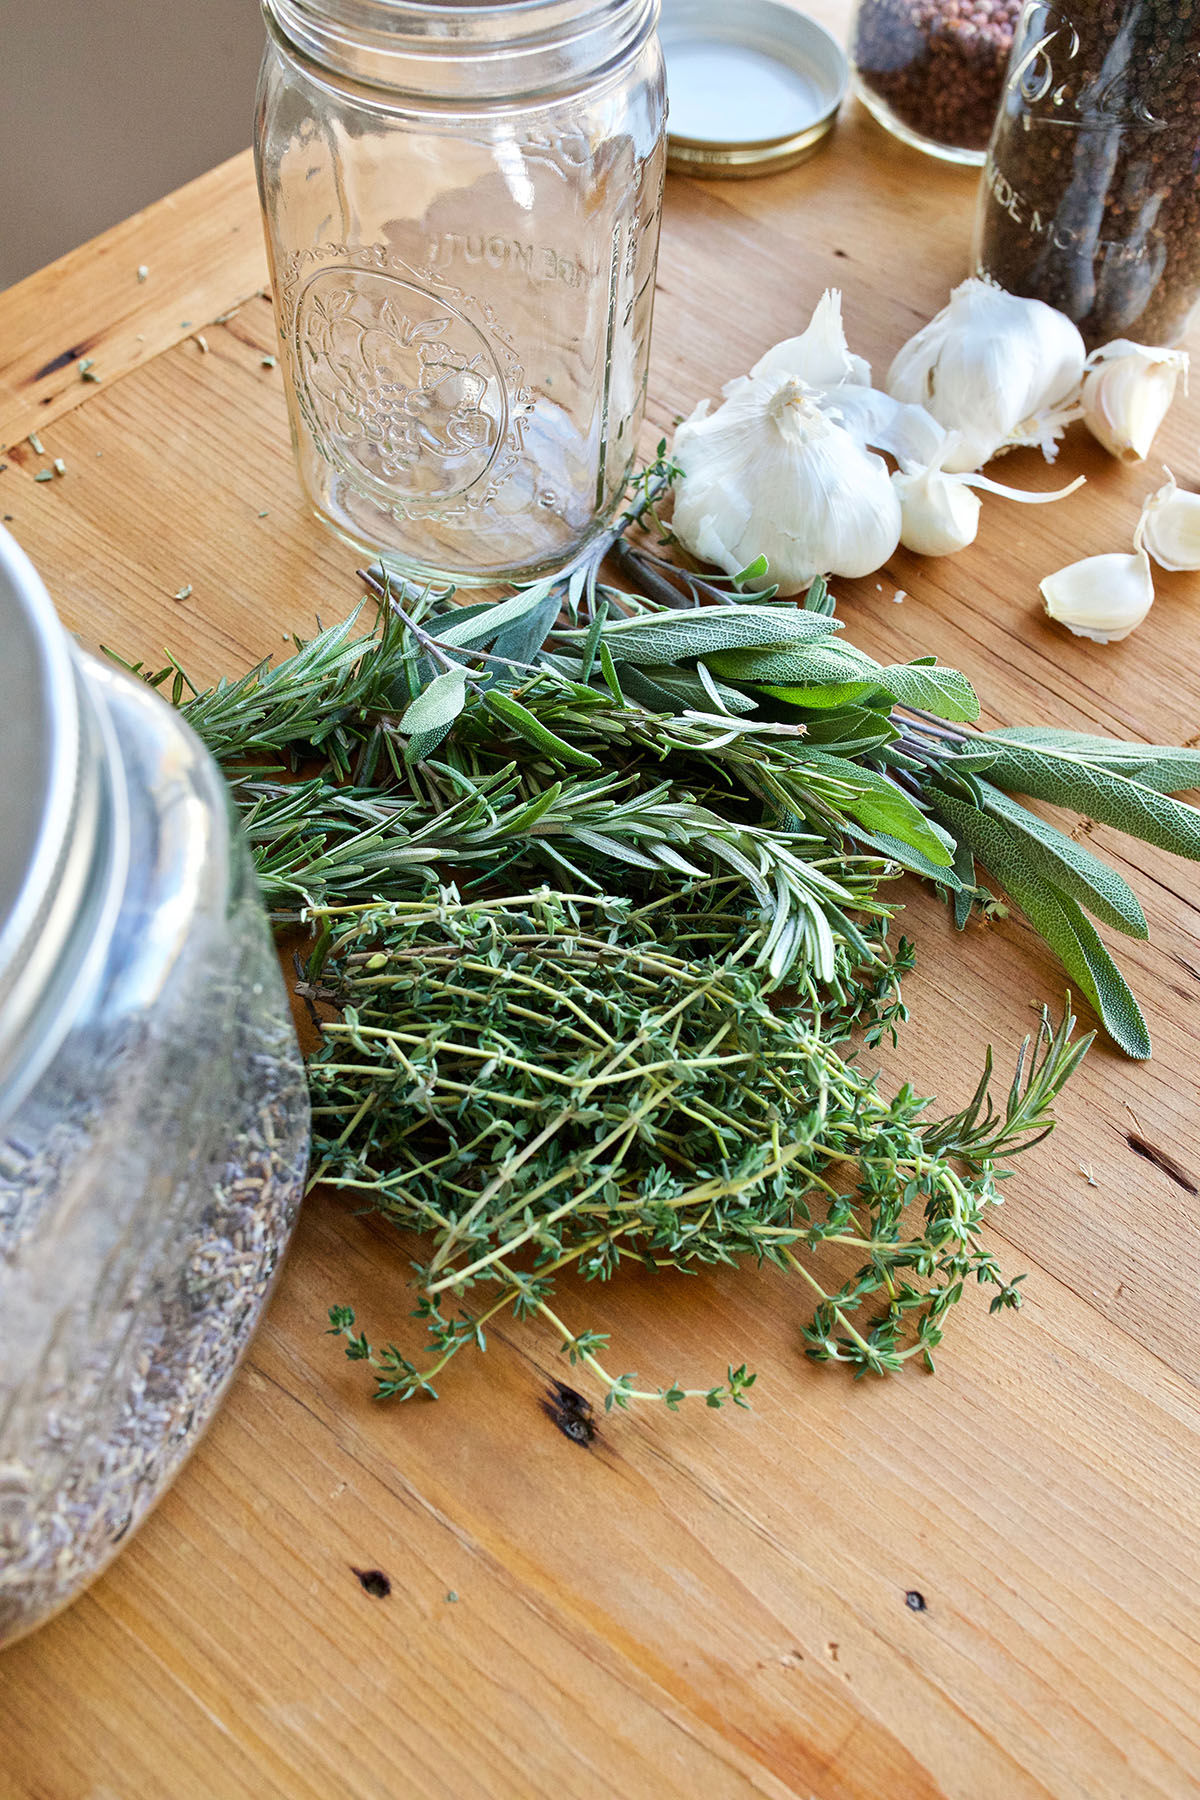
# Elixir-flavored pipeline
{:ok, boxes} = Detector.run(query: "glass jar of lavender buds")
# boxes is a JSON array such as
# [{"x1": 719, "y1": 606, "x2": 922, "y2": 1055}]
[
  {"x1": 0, "y1": 529, "x2": 310, "y2": 1648},
  {"x1": 850, "y1": 0, "x2": 1022, "y2": 164},
  {"x1": 254, "y1": 0, "x2": 668, "y2": 587},
  {"x1": 976, "y1": 1, "x2": 1200, "y2": 348}
]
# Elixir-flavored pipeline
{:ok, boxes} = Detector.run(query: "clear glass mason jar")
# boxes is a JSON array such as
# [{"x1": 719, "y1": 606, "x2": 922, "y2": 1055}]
[
  {"x1": 254, "y1": 0, "x2": 668, "y2": 587},
  {"x1": 0, "y1": 529, "x2": 311, "y2": 1647},
  {"x1": 975, "y1": 2, "x2": 1200, "y2": 347}
]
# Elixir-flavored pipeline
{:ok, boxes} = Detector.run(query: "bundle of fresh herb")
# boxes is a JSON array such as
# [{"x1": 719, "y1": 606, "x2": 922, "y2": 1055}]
[
  {"x1": 308, "y1": 892, "x2": 1079, "y2": 1402},
  {"x1": 115, "y1": 459, "x2": 1200, "y2": 1405}
]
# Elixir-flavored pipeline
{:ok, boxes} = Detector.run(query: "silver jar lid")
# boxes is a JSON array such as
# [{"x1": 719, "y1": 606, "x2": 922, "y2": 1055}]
[
  {"x1": 0, "y1": 529, "x2": 115, "y2": 1116},
  {"x1": 661, "y1": 0, "x2": 848, "y2": 178}
]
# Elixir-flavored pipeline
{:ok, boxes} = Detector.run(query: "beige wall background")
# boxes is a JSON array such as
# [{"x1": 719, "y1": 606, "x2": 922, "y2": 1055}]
[{"x1": 0, "y1": 0, "x2": 266, "y2": 289}]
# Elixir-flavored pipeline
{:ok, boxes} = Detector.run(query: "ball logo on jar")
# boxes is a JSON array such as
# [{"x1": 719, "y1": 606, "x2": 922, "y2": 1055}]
[
  {"x1": 1006, "y1": 1, "x2": 1175, "y2": 128},
  {"x1": 294, "y1": 268, "x2": 514, "y2": 508}
]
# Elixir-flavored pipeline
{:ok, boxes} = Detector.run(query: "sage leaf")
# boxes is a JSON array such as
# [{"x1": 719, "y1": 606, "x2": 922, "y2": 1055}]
[
  {"x1": 852, "y1": 826, "x2": 965, "y2": 887},
  {"x1": 715, "y1": 641, "x2": 979, "y2": 722},
  {"x1": 586, "y1": 604, "x2": 841, "y2": 666},
  {"x1": 708, "y1": 640, "x2": 878, "y2": 687},
  {"x1": 1027, "y1": 889, "x2": 1150, "y2": 1060},
  {"x1": 877, "y1": 662, "x2": 980, "y2": 723},
  {"x1": 488, "y1": 589, "x2": 564, "y2": 669},
  {"x1": 800, "y1": 750, "x2": 954, "y2": 867},
  {"x1": 936, "y1": 747, "x2": 1002, "y2": 775},
  {"x1": 617, "y1": 662, "x2": 759, "y2": 716},
  {"x1": 979, "y1": 741, "x2": 1200, "y2": 861},
  {"x1": 799, "y1": 704, "x2": 898, "y2": 757},
  {"x1": 978, "y1": 782, "x2": 1148, "y2": 937},
  {"x1": 1112, "y1": 753, "x2": 1200, "y2": 796},
  {"x1": 985, "y1": 726, "x2": 1200, "y2": 795},
  {"x1": 399, "y1": 665, "x2": 468, "y2": 762},
  {"x1": 422, "y1": 597, "x2": 498, "y2": 638},
  {"x1": 434, "y1": 577, "x2": 560, "y2": 651},
  {"x1": 931, "y1": 788, "x2": 1152, "y2": 1057},
  {"x1": 951, "y1": 835, "x2": 976, "y2": 930}
]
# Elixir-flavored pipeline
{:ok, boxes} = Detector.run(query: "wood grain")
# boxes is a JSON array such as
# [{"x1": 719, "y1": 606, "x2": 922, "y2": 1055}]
[
  {"x1": 2, "y1": 19, "x2": 1199, "y2": 1799},
  {"x1": 0, "y1": 149, "x2": 264, "y2": 450}
]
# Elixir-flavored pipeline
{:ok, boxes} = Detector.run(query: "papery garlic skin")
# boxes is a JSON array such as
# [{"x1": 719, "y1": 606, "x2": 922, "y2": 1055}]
[
  {"x1": 1139, "y1": 468, "x2": 1200, "y2": 572},
  {"x1": 751, "y1": 288, "x2": 873, "y2": 392},
  {"x1": 1080, "y1": 341, "x2": 1188, "y2": 462},
  {"x1": 671, "y1": 375, "x2": 902, "y2": 595},
  {"x1": 825, "y1": 384, "x2": 947, "y2": 470},
  {"x1": 887, "y1": 279, "x2": 1086, "y2": 472},
  {"x1": 1041, "y1": 549, "x2": 1154, "y2": 643},
  {"x1": 749, "y1": 290, "x2": 946, "y2": 468}
]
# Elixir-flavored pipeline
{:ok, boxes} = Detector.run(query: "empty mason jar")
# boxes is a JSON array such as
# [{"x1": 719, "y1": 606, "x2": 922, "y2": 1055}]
[
  {"x1": 0, "y1": 529, "x2": 310, "y2": 1646},
  {"x1": 255, "y1": 0, "x2": 668, "y2": 587}
]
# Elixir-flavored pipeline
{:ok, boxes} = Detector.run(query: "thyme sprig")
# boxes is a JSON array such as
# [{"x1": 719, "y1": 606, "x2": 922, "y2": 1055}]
[{"x1": 307, "y1": 891, "x2": 1081, "y2": 1402}]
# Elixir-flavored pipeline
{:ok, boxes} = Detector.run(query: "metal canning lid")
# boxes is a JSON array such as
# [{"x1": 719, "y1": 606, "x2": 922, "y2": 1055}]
[
  {"x1": 0, "y1": 528, "x2": 113, "y2": 1118},
  {"x1": 661, "y1": 0, "x2": 848, "y2": 178}
]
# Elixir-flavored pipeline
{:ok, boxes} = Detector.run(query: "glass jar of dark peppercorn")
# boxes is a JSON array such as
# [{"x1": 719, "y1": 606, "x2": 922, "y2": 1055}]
[
  {"x1": 850, "y1": 0, "x2": 1024, "y2": 164},
  {"x1": 976, "y1": 1, "x2": 1200, "y2": 347}
]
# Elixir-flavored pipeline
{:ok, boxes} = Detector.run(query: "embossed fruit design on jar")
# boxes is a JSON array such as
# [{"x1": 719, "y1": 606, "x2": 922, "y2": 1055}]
[{"x1": 255, "y1": 0, "x2": 667, "y2": 586}]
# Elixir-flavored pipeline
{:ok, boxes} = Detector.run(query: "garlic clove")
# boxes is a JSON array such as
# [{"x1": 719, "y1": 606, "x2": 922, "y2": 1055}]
[
  {"x1": 893, "y1": 467, "x2": 982, "y2": 556},
  {"x1": 1040, "y1": 549, "x2": 1155, "y2": 643},
  {"x1": 752, "y1": 289, "x2": 872, "y2": 393},
  {"x1": 886, "y1": 278, "x2": 1086, "y2": 472},
  {"x1": 671, "y1": 373, "x2": 902, "y2": 595},
  {"x1": 1080, "y1": 341, "x2": 1188, "y2": 462},
  {"x1": 894, "y1": 454, "x2": 1084, "y2": 558},
  {"x1": 1138, "y1": 468, "x2": 1200, "y2": 571}
]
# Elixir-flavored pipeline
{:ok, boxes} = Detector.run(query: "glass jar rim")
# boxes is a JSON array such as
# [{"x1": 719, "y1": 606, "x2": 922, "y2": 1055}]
[{"x1": 263, "y1": 0, "x2": 658, "y2": 96}]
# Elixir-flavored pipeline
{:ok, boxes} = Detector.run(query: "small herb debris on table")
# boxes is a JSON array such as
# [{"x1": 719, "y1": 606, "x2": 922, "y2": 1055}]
[{"x1": 115, "y1": 460, "x2": 1200, "y2": 1409}]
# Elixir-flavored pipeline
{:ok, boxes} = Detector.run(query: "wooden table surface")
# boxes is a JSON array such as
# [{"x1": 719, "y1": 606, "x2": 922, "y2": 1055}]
[{"x1": 3, "y1": 9, "x2": 1200, "y2": 1795}]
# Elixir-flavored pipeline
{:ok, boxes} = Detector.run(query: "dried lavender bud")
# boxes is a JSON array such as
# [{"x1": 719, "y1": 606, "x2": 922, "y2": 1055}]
[
  {"x1": 977, "y1": 2, "x2": 1200, "y2": 348},
  {"x1": 852, "y1": 0, "x2": 1023, "y2": 158}
]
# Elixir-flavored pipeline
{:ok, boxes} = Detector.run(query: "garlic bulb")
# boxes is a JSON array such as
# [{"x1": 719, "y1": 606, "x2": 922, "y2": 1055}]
[
  {"x1": 894, "y1": 443, "x2": 1086, "y2": 557},
  {"x1": 1138, "y1": 468, "x2": 1200, "y2": 571},
  {"x1": 749, "y1": 290, "x2": 946, "y2": 468},
  {"x1": 1080, "y1": 341, "x2": 1188, "y2": 462},
  {"x1": 887, "y1": 279, "x2": 1086, "y2": 473},
  {"x1": 671, "y1": 374, "x2": 902, "y2": 594},
  {"x1": 1041, "y1": 507, "x2": 1154, "y2": 644}
]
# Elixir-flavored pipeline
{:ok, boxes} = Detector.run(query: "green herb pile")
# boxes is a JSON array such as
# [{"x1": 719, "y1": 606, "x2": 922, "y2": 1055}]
[{"x1": 120, "y1": 461, "x2": 1200, "y2": 1409}]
